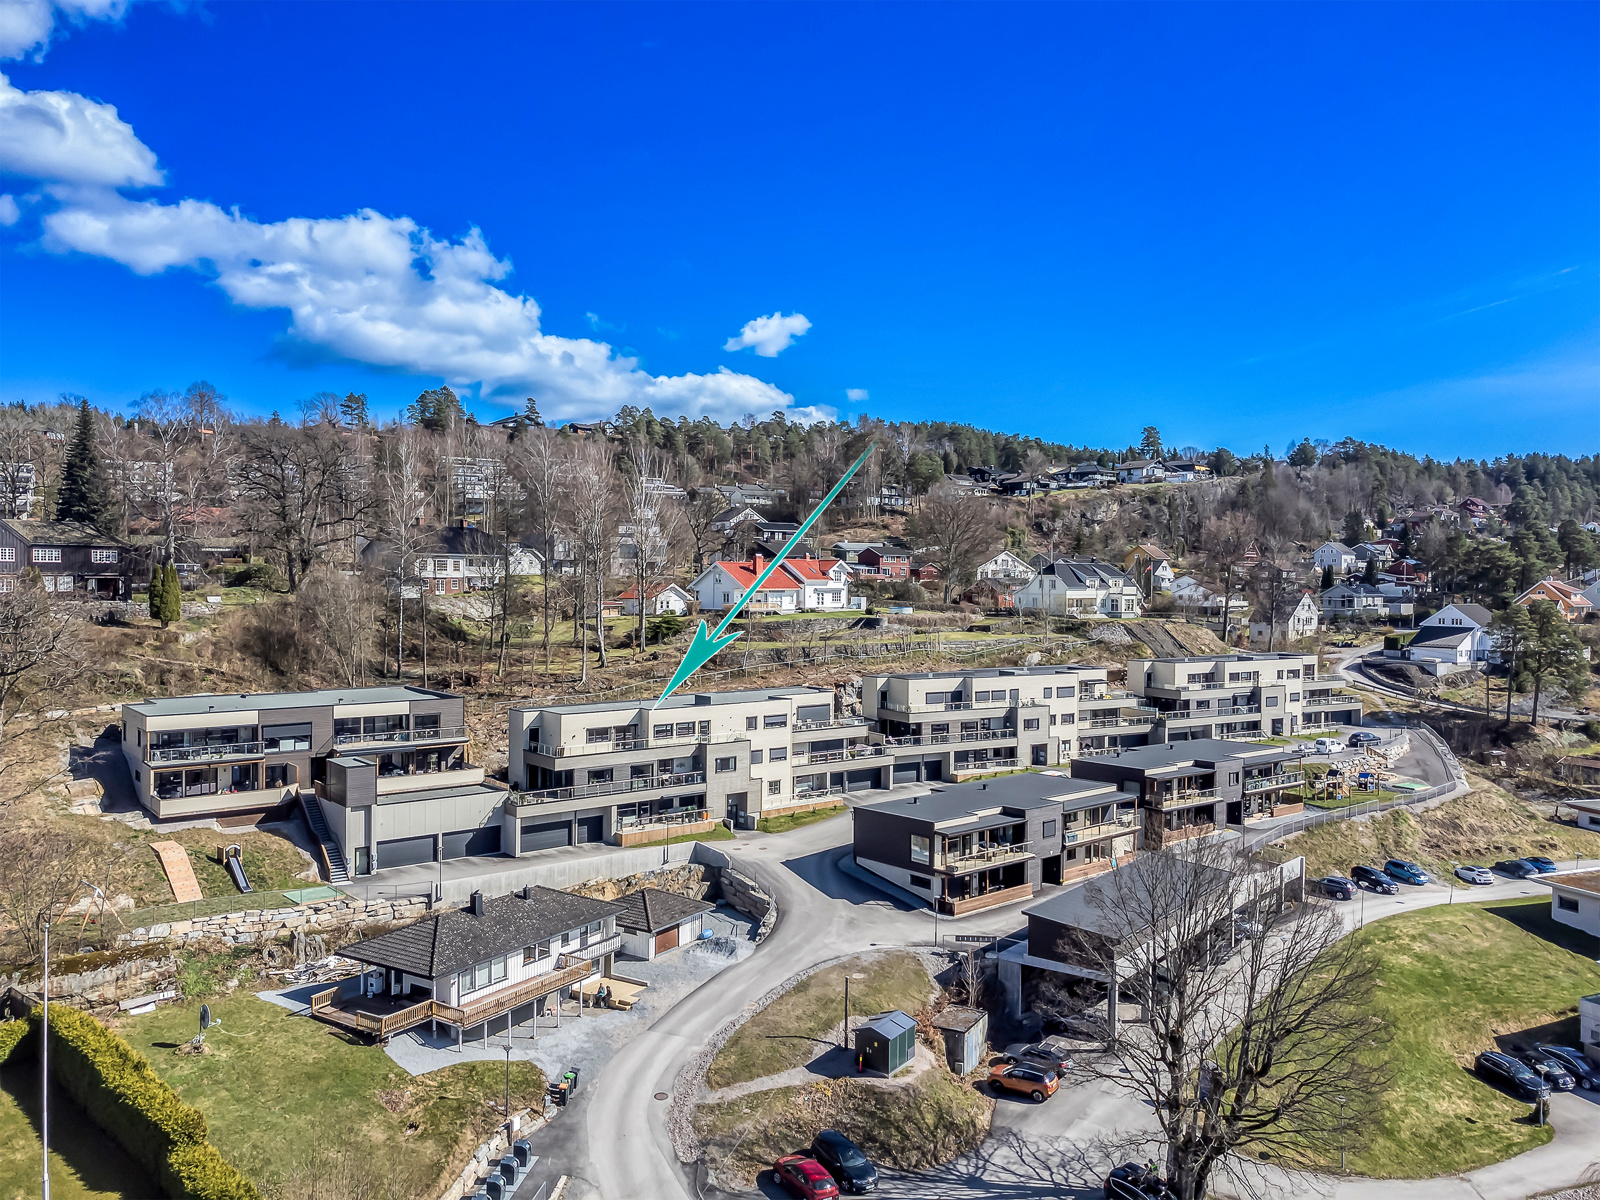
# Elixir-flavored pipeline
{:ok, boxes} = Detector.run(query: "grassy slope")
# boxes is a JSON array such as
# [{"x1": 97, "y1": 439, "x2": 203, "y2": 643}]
[
  {"x1": 706, "y1": 951, "x2": 933, "y2": 1089},
  {"x1": 757, "y1": 805, "x2": 847, "y2": 834},
  {"x1": 0, "y1": 1063, "x2": 157, "y2": 1200},
  {"x1": 1348, "y1": 898, "x2": 1600, "y2": 1177},
  {"x1": 117, "y1": 994, "x2": 544, "y2": 1199}
]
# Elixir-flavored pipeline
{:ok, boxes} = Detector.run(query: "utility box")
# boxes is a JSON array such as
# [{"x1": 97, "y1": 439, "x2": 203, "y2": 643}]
[
  {"x1": 855, "y1": 1009, "x2": 917, "y2": 1075},
  {"x1": 930, "y1": 1006, "x2": 988, "y2": 1075}
]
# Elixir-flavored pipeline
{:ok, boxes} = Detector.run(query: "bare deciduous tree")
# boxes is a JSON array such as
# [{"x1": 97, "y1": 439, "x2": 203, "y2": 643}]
[
  {"x1": 566, "y1": 439, "x2": 622, "y2": 682},
  {"x1": 907, "y1": 483, "x2": 997, "y2": 603},
  {"x1": 0, "y1": 576, "x2": 71, "y2": 779}
]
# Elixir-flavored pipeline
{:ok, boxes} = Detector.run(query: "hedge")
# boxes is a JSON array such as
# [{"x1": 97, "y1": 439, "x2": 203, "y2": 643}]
[
  {"x1": 4, "y1": 1006, "x2": 260, "y2": 1200},
  {"x1": 0, "y1": 1016, "x2": 33, "y2": 1064}
]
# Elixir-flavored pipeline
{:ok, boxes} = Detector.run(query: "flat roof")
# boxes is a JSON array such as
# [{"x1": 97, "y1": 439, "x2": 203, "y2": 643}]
[
  {"x1": 1131, "y1": 652, "x2": 1313, "y2": 665},
  {"x1": 1024, "y1": 853, "x2": 1233, "y2": 938},
  {"x1": 513, "y1": 685, "x2": 830, "y2": 716},
  {"x1": 1548, "y1": 870, "x2": 1600, "y2": 898},
  {"x1": 127, "y1": 685, "x2": 460, "y2": 717},
  {"x1": 860, "y1": 771, "x2": 1118, "y2": 824},
  {"x1": 1078, "y1": 739, "x2": 1299, "y2": 773},
  {"x1": 867, "y1": 665, "x2": 1103, "y2": 681}
]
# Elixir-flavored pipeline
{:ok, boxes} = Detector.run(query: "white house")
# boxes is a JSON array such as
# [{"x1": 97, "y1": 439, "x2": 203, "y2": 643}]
[
  {"x1": 1416, "y1": 603, "x2": 1496, "y2": 661},
  {"x1": 1312, "y1": 542, "x2": 1357, "y2": 574},
  {"x1": 690, "y1": 555, "x2": 851, "y2": 613},
  {"x1": 710, "y1": 504, "x2": 765, "y2": 533},
  {"x1": 1320, "y1": 582, "x2": 1387, "y2": 618},
  {"x1": 1248, "y1": 593, "x2": 1320, "y2": 648},
  {"x1": 618, "y1": 583, "x2": 694, "y2": 617},
  {"x1": 1171, "y1": 575, "x2": 1251, "y2": 619},
  {"x1": 1014, "y1": 558, "x2": 1144, "y2": 618},
  {"x1": 1163, "y1": 460, "x2": 1211, "y2": 483},
  {"x1": 363, "y1": 525, "x2": 543, "y2": 595},
  {"x1": 614, "y1": 888, "x2": 715, "y2": 959},
  {"x1": 975, "y1": 550, "x2": 1036, "y2": 580},
  {"x1": 1115, "y1": 459, "x2": 1167, "y2": 484},
  {"x1": 1542, "y1": 870, "x2": 1600, "y2": 943},
  {"x1": 778, "y1": 556, "x2": 853, "y2": 610}
]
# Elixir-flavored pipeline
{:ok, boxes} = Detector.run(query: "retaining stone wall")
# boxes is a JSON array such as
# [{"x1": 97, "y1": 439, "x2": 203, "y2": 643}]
[
  {"x1": 718, "y1": 868, "x2": 776, "y2": 943},
  {"x1": 5, "y1": 953, "x2": 178, "y2": 1013},
  {"x1": 567, "y1": 863, "x2": 716, "y2": 903},
  {"x1": 118, "y1": 896, "x2": 431, "y2": 949}
]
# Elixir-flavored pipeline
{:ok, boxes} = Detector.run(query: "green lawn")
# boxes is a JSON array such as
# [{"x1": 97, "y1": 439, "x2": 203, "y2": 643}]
[
  {"x1": 117, "y1": 994, "x2": 544, "y2": 1198},
  {"x1": 757, "y1": 804, "x2": 847, "y2": 834},
  {"x1": 706, "y1": 950, "x2": 933, "y2": 1089},
  {"x1": 0, "y1": 1062, "x2": 156, "y2": 1200},
  {"x1": 667, "y1": 823, "x2": 736, "y2": 845},
  {"x1": 1345, "y1": 898, "x2": 1600, "y2": 1178}
]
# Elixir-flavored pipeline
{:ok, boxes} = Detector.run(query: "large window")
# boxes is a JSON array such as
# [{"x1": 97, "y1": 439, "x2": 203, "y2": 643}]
[
  {"x1": 910, "y1": 834, "x2": 930, "y2": 865},
  {"x1": 262, "y1": 723, "x2": 311, "y2": 752},
  {"x1": 91, "y1": 548, "x2": 118, "y2": 563},
  {"x1": 768, "y1": 747, "x2": 788, "y2": 762},
  {"x1": 32, "y1": 547, "x2": 61, "y2": 563},
  {"x1": 714, "y1": 756, "x2": 738, "y2": 773},
  {"x1": 459, "y1": 955, "x2": 509, "y2": 995},
  {"x1": 764, "y1": 714, "x2": 788, "y2": 728}
]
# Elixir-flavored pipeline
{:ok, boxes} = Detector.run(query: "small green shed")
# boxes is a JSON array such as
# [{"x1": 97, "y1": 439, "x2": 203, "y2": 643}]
[{"x1": 855, "y1": 1009, "x2": 917, "y2": 1075}]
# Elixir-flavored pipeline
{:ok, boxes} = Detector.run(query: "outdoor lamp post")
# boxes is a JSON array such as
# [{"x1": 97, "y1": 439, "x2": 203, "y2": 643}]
[
  {"x1": 1337, "y1": 1094, "x2": 1347, "y2": 1173},
  {"x1": 41, "y1": 914, "x2": 50, "y2": 1200},
  {"x1": 503, "y1": 1030, "x2": 513, "y2": 1133}
]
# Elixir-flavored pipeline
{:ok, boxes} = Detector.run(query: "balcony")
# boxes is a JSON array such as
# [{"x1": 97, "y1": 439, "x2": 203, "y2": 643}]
[
  {"x1": 530, "y1": 732, "x2": 741, "y2": 758},
  {"x1": 1083, "y1": 714, "x2": 1157, "y2": 729},
  {"x1": 147, "y1": 741, "x2": 264, "y2": 764},
  {"x1": 613, "y1": 808, "x2": 714, "y2": 845},
  {"x1": 1063, "y1": 815, "x2": 1138, "y2": 842},
  {"x1": 953, "y1": 757, "x2": 1019, "y2": 774},
  {"x1": 1308, "y1": 673, "x2": 1346, "y2": 683},
  {"x1": 1303, "y1": 696, "x2": 1354, "y2": 708},
  {"x1": 793, "y1": 716, "x2": 867, "y2": 733},
  {"x1": 1156, "y1": 788, "x2": 1219, "y2": 806},
  {"x1": 878, "y1": 696, "x2": 1013, "y2": 714},
  {"x1": 796, "y1": 745, "x2": 886, "y2": 766},
  {"x1": 1244, "y1": 772, "x2": 1304, "y2": 793},
  {"x1": 333, "y1": 725, "x2": 469, "y2": 749},
  {"x1": 374, "y1": 766, "x2": 485, "y2": 795},
  {"x1": 940, "y1": 841, "x2": 1033, "y2": 872},
  {"x1": 516, "y1": 770, "x2": 706, "y2": 804}
]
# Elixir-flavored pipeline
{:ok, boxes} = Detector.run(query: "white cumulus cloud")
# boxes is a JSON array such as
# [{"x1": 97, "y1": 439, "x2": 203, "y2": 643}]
[
  {"x1": 0, "y1": 193, "x2": 18, "y2": 225},
  {"x1": 0, "y1": 72, "x2": 161, "y2": 186},
  {"x1": 724, "y1": 311, "x2": 812, "y2": 357},
  {"x1": 0, "y1": 0, "x2": 126, "y2": 62},
  {"x1": 845, "y1": 388, "x2": 868, "y2": 402}
]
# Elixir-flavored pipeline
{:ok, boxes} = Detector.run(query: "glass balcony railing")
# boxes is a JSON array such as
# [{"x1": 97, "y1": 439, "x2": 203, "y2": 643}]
[{"x1": 147, "y1": 741, "x2": 263, "y2": 763}]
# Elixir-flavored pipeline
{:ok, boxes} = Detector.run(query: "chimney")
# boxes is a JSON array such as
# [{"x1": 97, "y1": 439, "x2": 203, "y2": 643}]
[
  {"x1": 469, "y1": 890, "x2": 485, "y2": 916},
  {"x1": 752, "y1": 552, "x2": 765, "y2": 571},
  {"x1": 520, "y1": 885, "x2": 534, "y2": 900}
]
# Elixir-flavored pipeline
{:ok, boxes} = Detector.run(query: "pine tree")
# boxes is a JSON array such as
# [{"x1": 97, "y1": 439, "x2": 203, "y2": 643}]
[
  {"x1": 55, "y1": 398, "x2": 117, "y2": 531},
  {"x1": 148, "y1": 569, "x2": 161, "y2": 622},
  {"x1": 1361, "y1": 557, "x2": 1379, "y2": 585},
  {"x1": 1320, "y1": 565, "x2": 1334, "y2": 590},
  {"x1": 339, "y1": 391, "x2": 370, "y2": 428}
]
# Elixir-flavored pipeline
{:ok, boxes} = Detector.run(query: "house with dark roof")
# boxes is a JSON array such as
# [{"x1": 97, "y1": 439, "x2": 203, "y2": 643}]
[
  {"x1": 1014, "y1": 558, "x2": 1144, "y2": 618},
  {"x1": 0, "y1": 518, "x2": 132, "y2": 600},
  {"x1": 361, "y1": 523, "x2": 543, "y2": 594},
  {"x1": 311, "y1": 885, "x2": 623, "y2": 1043},
  {"x1": 614, "y1": 887, "x2": 716, "y2": 959}
]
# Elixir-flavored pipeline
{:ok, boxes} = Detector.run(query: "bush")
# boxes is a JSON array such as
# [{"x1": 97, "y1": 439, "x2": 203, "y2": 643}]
[
  {"x1": 227, "y1": 562, "x2": 281, "y2": 590},
  {"x1": 1585, "y1": 719, "x2": 1600, "y2": 744},
  {"x1": 0, "y1": 1016, "x2": 33, "y2": 1064},
  {"x1": 165, "y1": 1143, "x2": 262, "y2": 1200}
]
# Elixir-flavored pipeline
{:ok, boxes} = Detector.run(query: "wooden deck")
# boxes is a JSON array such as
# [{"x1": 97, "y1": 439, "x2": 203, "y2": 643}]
[{"x1": 309, "y1": 955, "x2": 596, "y2": 1038}]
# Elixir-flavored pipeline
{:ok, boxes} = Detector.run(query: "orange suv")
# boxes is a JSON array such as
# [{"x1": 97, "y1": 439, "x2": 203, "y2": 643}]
[{"x1": 988, "y1": 1061, "x2": 1059, "y2": 1102}]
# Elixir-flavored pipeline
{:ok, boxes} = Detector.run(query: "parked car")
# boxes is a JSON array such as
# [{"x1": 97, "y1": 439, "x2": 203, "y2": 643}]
[
  {"x1": 1234, "y1": 918, "x2": 1265, "y2": 940},
  {"x1": 1347, "y1": 731, "x2": 1382, "y2": 747},
  {"x1": 1384, "y1": 859, "x2": 1429, "y2": 885},
  {"x1": 809, "y1": 1130, "x2": 877, "y2": 1194},
  {"x1": 1535, "y1": 1045, "x2": 1600, "y2": 1091},
  {"x1": 1104, "y1": 1162, "x2": 1174, "y2": 1199},
  {"x1": 1454, "y1": 865, "x2": 1493, "y2": 886},
  {"x1": 774, "y1": 1155, "x2": 841, "y2": 1200},
  {"x1": 1312, "y1": 737, "x2": 1340, "y2": 755},
  {"x1": 1001, "y1": 1038, "x2": 1076, "y2": 1074},
  {"x1": 1520, "y1": 856, "x2": 1559, "y2": 873},
  {"x1": 988, "y1": 1062, "x2": 1059, "y2": 1102},
  {"x1": 1475, "y1": 1051, "x2": 1551, "y2": 1102},
  {"x1": 1493, "y1": 859, "x2": 1539, "y2": 879},
  {"x1": 1314, "y1": 876, "x2": 1356, "y2": 901},
  {"x1": 1516, "y1": 1049, "x2": 1576, "y2": 1091},
  {"x1": 1351, "y1": 865, "x2": 1399, "y2": 895}
]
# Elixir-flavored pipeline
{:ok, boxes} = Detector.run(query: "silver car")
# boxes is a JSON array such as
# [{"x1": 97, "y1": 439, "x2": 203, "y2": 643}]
[{"x1": 1455, "y1": 865, "x2": 1493, "y2": 886}]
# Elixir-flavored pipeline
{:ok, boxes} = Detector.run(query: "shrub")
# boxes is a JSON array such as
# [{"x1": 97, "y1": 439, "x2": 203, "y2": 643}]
[
  {"x1": 164, "y1": 1143, "x2": 262, "y2": 1200},
  {"x1": 227, "y1": 562, "x2": 281, "y2": 590},
  {"x1": 0, "y1": 1016, "x2": 33, "y2": 1064}
]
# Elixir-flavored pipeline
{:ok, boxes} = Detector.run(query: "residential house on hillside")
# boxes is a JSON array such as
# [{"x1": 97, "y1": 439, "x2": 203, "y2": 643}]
[
  {"x1": 976, "y1": 550, "x2": 1036, "y2": 580},
  {"x1": 1115, "y1": 459, "x2": 1167, "y2": 484},
  {"x1": 0, "y1": 519, "x2": 133, "y2": 599},
  {"x1": 1515, "y1": 578, "x2": 1593, "y2": 622},
  {"x1": 710, "y1": 505, "x2": 765, "y2": 534},
  {"x1": 1248, "y1": 593, "x2": 1320, "y2": 648},
  {"x1": 1457, "y1": 496, "x2": 1492, "y2": 526},
  {"x1": 1414, "y1": 604, "x2": 1495, "y2": 660},
  {"x1": 1015, "y1": 558, "x2": 1144, "y2": 618},
  {"x1": 1170, "y1": 575, "x2": 1250, "y2": 621},
  {"x1": 1120, "y1": 543, "x2": 1176, "y2": 593},
  {"x1": 1163, "y1": 460, "x2": 1212, "y2": 483},
  {"x1": 1320, "y1": 582, "x2": 1391, "y2": 619},
  {"x1": 718, "y1": 484, "x2": 786, "y2": 509},
  {"x1": 362, "y1": 524, "x2": 542, "y2": 594},
  {"x1": 781, "y1": 556, "x2": 854, "y2": 610},
  {"x1": 618, "y1": 583, "x2": 693, "y2": 616},
  {"x1": 1068, "y1": 462, "x2": 1117, "y2": 487},
  {"x1": 856, "y1": 544, "x2": 912, "y2": 579},
  {"x1": 1312, "y1": 542, "x2": 1357, "y2": 574},
  {"x1": 691, "y1": 554, "x2": 851, "y2": 613},
  {"x1": 909, "y1": 560, "x2": 941, "y2": 586},
  {"x1": 1352, "y1": 542, "x2": 1393, "y2": 567}
]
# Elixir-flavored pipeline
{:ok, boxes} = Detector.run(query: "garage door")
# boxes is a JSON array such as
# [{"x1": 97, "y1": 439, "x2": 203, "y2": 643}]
[
  {"x1": 653, "y1": 926, "x2": 679, "y2": 955},
  {"x1": 375, "y1": 835, "x2": 434, "y2": 870},
  {"x1": 575, "y1": 815, "x2": 605, "y2": 845},
  {"x1": 845, "y1": 767, "x2": 879, "y2": 792},
  {"x1": 520, "y1": 819, "x2": 571, "y2": 851},
  {"x1": 923, "y1": 760, "x2": 942, "y2": 782},
  {"x1": 892, "y1": 763, "x2": 919, "y2": 785},
  {"x1": 442, "y1": 825, "x2": 502, "y2": 859}
]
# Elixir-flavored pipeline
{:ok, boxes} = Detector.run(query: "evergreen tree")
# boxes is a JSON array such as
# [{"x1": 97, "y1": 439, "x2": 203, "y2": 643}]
[
  {"x1": 1320, "y1": 565, "x2": 1334, "y2": 590},
  {"x1": 522, "y1": 396, "x2": 545, "y2": 427},
  {"x1": 155, "y1": 563, "x2": 182, "y2": 628},
  {"x1": 339, "y1": 391, "x2": 370, "y2": 428},
  {"x1": 148, "y1": 569, "x2": 162, "y2": 622},
  {"x1": 1361, "y1": 557, "x2": 1379, "y2": 585},
  {"x1": 55, "y1": 398, "x2": 117, "y2": 530},
  {"x1": 1342, "y1": 510, "x2": 1366, "y2": 546}
]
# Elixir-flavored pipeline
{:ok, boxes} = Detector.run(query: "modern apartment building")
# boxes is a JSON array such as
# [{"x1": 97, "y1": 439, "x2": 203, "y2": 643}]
[
  {"x1": 508, "y1": 685, "x2": 860, "y2": 837},
  {"x1": 860, "y1": 665, "x2": 1158, "y2": 779},
  {"x1": 851, "y1": 772, "x2": 1129, "y2": 914},
  {"x1": 1068, "y1": 738, "x2": 1307, "y2": 848},
  {"x1": 1126, "y1": 653, "x2": 1361, "y2": 742}
]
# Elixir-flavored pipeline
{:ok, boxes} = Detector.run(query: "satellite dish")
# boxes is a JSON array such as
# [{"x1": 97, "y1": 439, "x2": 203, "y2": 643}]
[{"x1": 200, "y1": 1004, "x2": 211, "y2": 1033}]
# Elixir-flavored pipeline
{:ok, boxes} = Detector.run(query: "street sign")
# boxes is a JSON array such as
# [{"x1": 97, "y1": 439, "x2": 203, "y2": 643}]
[{"x1": 953, "y1": 934, "x2": 993, "y2": 943}]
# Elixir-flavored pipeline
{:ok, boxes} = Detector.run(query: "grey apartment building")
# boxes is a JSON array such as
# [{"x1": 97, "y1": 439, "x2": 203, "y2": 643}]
[
  {"x1": 852, "y1": 772, "x2": 1127, "y2": 913},
  {"x1": 859, "y1": 665, "x2": 1159, "y2": 779},
  {"x1": 1127, "y1": 653, "x2": 1361, "y2": 743}
]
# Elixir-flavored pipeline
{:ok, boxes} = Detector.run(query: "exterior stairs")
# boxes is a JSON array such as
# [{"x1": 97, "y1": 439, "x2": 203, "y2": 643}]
[{"x1": 298, "y1": 792, "x2": 350, "y2": 884}]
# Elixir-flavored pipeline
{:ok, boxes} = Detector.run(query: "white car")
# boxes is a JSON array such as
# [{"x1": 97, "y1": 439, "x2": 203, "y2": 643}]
[
  {"x1": 1455, "y1": 865, "x2": 1493, "y2": 886},
  {"x1": 1313, "y1": 737, "x2": 1340, "y2": 755}
]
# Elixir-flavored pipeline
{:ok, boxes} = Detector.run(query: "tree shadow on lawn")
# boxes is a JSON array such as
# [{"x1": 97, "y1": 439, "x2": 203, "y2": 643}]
[
  {"x1": 0, "y1": 1063, "x2": 158, "y2": 1198},
  {"x1": 1481, "y1": 899, "x2": 1600, "y2": 959}
]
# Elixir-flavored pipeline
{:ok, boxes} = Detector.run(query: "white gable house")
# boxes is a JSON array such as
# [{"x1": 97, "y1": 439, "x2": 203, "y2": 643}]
[
  {"x1": 975, "y1": 550, "x2": 1036, "y2": 580},
  {"x1": 1312, "y1": 542, "x2": 1357, "y2": 574}
]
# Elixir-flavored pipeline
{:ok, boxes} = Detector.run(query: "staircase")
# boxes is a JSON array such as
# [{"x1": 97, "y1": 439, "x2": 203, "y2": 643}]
[{"x1": 298, "y1": 793, "x2": 350, "y2": 884}]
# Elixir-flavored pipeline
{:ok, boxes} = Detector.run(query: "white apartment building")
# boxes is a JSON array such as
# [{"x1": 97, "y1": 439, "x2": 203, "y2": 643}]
[{"x1": 1127, "y1": 653, "x2": 1362, "y2": 742}]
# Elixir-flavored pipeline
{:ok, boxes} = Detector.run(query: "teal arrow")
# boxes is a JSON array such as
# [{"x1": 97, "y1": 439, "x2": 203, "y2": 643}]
[{"x1": 654, "y1": 442, "x2": 876, "y2": 707}]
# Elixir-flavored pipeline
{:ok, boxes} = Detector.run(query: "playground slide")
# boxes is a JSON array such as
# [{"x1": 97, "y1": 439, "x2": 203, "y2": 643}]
[{"x1": 223, "y1": 845, "x2": 253, "y2": 894}]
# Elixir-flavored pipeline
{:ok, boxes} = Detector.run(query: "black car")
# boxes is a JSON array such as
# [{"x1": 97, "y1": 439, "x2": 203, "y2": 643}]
[
  {"x1": 1351, "y1": 865, "x2": 1399, "y2": 895},
  {"x1": 810, "y1": 1130, "x2": 878, "y2": 1194},
  {"x1": 1105, "y1": 1162, "x2": 1173, "y2": 1199},
  {"x1": 1476, "y1": 1051, "x2": 1551, "y2": 1102},
  {"x1": 1493, "y1": 859, "x2": 1539, "y2": 879},
  {"x1": 1347, "y1": 731, "x2": 1382, "y2": 747},
  {"x1": 1517, "y1": 1048, "x2": 1576, "y2": 1091},
  {"x1": 1314, "y1": 876, "x2": 1356, "y2": 901},
  {"x1": 1535, "y1": 1045, "x2": 1600, "y2": 1091}
]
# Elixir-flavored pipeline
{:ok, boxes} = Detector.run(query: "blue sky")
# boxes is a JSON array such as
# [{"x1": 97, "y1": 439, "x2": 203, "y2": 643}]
[{"x1": 0, "y1": 1, "x2": 1595, "y2": 458}]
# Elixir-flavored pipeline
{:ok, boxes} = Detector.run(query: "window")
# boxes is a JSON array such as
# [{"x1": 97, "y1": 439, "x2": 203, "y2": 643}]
[
  {"x1": 750, "y1": 749, "x2": 764, "y2": 764},
  {"x1": 0, "y1": 578, "x2": 13, "y2": 593},
  {"x1": 262, "y1": 723, "x2": 312, "y2": 752},
  {"x1": 746, "y1": 716, "x2": 758, "y2": 730},
  {"x1": 586, "y1": 727, "x2": 611, "y2": 743},
  {"x1": 451, "y1": 559, "x2": 463, "y2": 571},
  {"x1": 699, "y1": 721, "x2": 711, "y2": 736},
  {"x1": 767, "y1": 779, "x2": 782, "y2": 795},
  {"x1": 1229, "y1": 772, "x2": 1240, "y2": 785},
  {"x1": 1024, "y1": 718, "x2": 1040, "y2": 731},
  {"x1": 32, "y1": 547, "x2": 61, "y2": 563},
  {"x1": 0, "y1": 547, "x2": 12, "y2": 562},
  {"x1": 764, "y1": 714, "x2": 788, "y2": 728},
  {"x1": 1062, "y1": 713, "x2": 1076, "y2": 725},
  {"x1": 909, "y1": 875, "x2": 932, "y2": 890},
  {"x1": 91, "y1": 548, "x2": 118, "y2": 563},
  {"x1": 1010, "y1": 689, "x2": 1019, "y2": 701},
  {"x1": 653, "y1": 723, "x2": 672, "y2": 738},
  {"x1": 924, "y1": 691, "x2": 949, "y2": 705},
  {"x1": 1043, "y1": 687, "x2": 1053, "y2": 699},
  {"x1": 910, "y1": 834, "x2": 930, "y2": 865},
  {"x1": 675, "y1": 721, "x2": 695, "y2": 738},
  {"x1": 973, "y1": 690, "x2": 989, "y2": 702},
  {"x1": 769, "y1": 747, "x2": 788, "y2": 762},
  {"x1": 1557, "y1": 895, "x2": 1580, "y2": 913},
  {"x1": 715, "y1": 756, "x2": 737, "y2": 773},
  {"x1": 1042, "y1": 819, "x2": 1056, "y2": 838},
  {"x1": 1289, "y1": 693, "x2": 1301, "y2": 702},
  {"x1": 1265, "y1": 696, "x2": 1279, "y2": 707}
]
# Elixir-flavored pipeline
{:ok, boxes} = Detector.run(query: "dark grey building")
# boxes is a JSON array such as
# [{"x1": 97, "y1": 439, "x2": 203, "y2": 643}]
[
  {"x1": 851, "y1": 772, "x2": 1123, "y2": 914},
  {"x1": 0, "y1": 518, "x2": 133, "y2": 600}
]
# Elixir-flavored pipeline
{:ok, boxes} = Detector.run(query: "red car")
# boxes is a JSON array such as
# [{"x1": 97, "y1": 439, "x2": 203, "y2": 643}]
[{"x1": 774, "y1": 1154, "x2": 841, "y2": 1199}]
